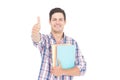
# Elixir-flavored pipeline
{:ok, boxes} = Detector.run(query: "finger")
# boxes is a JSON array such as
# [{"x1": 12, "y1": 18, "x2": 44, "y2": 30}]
[
  {"x1": 33, "y1": 24, "x2": 40, "y2": 31},
  {"x1": 32, "y1": 31, "x2": 38, "y2": 35},
  {"x1": 57, "y1": 59, "x2": 62, "y2": 67},
  {"x1": 36, "y1": 17, "x2": 40, "y2": 29},
  {"x1": 32, "y1": 26, "x2": 40, "y2": 31},
  {"x1": 59, "y1": 63, "x2": 62, "y2": 68},
  {"x1": 37, "y1": 16, "x2": 40, "y2": 24}
]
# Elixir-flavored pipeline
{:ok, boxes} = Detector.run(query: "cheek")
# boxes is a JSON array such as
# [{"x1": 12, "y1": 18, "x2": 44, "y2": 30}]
[
  {"x1": 49, "y1": 23, "x2": 54, "y2": 27},
  {"x1": 61, "y1": 22, "x2": 66, "y2": 25},
  {"x1": 50, "y1": 22, "x2": 55, "y2": 25}
]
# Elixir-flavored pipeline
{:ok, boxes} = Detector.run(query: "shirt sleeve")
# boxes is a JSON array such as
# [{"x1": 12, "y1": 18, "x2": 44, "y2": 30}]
[
  {"x1": 32, "y1": 34, "x2": 46, "y2": 55},
  {"x1": 75, "y1": 42, "x2": 86, "y2": 76}
]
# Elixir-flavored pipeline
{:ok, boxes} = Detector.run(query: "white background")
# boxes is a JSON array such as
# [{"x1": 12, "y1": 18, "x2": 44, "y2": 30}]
[{"x1": 0, "y1": 0, "x2": 120, "y2": 80}]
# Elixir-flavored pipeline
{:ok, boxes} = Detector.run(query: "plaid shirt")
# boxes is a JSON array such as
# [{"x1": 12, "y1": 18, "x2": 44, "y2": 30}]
[{"x1": 33, "y1": 33, "x2": 86, "y2": 80}]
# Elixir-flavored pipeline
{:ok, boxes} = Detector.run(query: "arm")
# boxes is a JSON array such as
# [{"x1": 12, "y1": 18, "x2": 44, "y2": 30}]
[
  {"x1": 75, "y1": 42, "x2": 86, "y2": 76},
  {"x1": 62, "y1": 66, "x2": 80, "y2": 76},
  {"x1": 51, "y1": 66, "x2": 80, "y2": 76}
]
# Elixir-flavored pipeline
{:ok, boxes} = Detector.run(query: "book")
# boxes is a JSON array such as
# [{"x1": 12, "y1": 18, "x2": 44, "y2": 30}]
[{"x1": 52, "y1": 44, "x2": 76, "y2": 69}]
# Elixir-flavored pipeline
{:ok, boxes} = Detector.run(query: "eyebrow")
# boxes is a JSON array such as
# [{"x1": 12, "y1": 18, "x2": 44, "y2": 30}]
[{"x1": 52, "y1": 18, "x2": 64, "y2": 19}]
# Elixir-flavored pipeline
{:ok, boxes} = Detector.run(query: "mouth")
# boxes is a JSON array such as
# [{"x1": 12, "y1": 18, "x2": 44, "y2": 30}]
[{"x1": 55, "y1": 25, "x2": 61, "y2": 28}]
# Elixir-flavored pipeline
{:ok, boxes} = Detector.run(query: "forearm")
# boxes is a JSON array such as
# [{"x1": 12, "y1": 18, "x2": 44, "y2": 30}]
[{"x1": 62, "y1": 66, "x2": 80, "y2": 76}]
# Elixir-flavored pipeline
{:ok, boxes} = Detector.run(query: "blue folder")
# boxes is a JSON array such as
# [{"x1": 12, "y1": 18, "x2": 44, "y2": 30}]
[{"x1": 57, "y1": 45, "x2": 76, "y2": 69}]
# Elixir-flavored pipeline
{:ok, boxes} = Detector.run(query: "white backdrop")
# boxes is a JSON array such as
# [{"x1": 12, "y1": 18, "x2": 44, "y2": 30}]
[{"x1": 0, "y1": 0, "x2": 120, "y2": 80}]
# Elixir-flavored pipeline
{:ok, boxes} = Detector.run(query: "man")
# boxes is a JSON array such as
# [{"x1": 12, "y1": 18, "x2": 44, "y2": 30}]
[{"x1": 31, "y1": 7, "x2": 86, "y2": 80}]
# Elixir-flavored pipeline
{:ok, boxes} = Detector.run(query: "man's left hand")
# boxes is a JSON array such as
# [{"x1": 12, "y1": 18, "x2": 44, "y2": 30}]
[{"x1": 51, "y1": 66, "x2": 64, "y2": 76}]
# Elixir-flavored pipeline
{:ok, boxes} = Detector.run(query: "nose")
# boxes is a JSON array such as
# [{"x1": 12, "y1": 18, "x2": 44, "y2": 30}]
[{"x1": 56, "y1": 20, "x2": 60, "y2": 24}]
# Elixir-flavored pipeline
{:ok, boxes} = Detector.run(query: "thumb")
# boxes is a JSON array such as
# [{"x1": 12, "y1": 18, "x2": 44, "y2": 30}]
[
  {"x1": 57, "y1": 59, "x2": 62, "y2": 68},
  {"x1": 36, "y1": 16, "x2": 40, "y2": 30},
  {"x1": 37, "y1": 16, "x2": 40, "y2": 24}
]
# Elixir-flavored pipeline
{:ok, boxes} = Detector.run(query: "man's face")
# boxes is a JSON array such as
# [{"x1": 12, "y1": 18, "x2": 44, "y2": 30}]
[{"x1": 49, "y1": 12, "x2": 66, "y2": 33}]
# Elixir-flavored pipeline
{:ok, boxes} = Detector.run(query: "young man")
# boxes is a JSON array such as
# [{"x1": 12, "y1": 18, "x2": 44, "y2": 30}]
[{"x1": 31, "y1": 7, "x2": 86, "y2": 80}]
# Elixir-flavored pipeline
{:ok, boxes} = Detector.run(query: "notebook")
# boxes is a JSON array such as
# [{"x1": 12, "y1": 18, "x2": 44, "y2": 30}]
[{"x1": 52, "y1": 44, "x2": 76, "y2": 69}]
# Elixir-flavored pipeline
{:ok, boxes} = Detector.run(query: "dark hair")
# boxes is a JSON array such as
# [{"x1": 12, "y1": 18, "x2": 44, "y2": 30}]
[{"x1": 49, "y1": 7, "x2": 66, "y2": 21}]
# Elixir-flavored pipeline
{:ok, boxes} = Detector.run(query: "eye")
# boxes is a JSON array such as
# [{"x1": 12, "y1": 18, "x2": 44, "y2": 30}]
[
  {"x1": 52, "y1": 18, "x2": 57, "y2": 21},
  {"x1": 59, "y1": 18, "x2": 63, "y2": 21}
]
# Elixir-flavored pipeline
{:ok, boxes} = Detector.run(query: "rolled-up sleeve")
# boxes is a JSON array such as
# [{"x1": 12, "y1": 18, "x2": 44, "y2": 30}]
[
  {"x1": 32, "y1": 34, "x2": 46, "y2": 55},
  {"x1": 75, "y1": 42, "x2": 86, "y2": 76}
]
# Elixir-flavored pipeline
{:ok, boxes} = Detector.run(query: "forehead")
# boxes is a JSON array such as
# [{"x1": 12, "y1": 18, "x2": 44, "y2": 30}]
[{"x1": 51, "y1": 12, "x2": 64, "y2": 19}]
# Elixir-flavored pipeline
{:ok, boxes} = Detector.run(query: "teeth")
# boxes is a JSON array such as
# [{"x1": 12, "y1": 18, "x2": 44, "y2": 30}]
[{"x1": 56, "y1": 25, "x2": 60, "y2": 27}]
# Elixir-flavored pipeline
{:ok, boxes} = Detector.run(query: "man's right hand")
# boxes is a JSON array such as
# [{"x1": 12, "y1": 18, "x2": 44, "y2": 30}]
[{"x1": 31, "y1": 16, "x2": 40, "y2": 43}]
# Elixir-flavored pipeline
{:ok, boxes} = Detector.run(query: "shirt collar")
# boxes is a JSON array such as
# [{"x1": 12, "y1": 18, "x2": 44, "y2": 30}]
[{"x1": 49, "y1": 32, "x2": 66, "y2": 44}]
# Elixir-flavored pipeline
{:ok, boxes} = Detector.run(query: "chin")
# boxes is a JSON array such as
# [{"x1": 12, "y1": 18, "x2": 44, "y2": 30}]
[{"x1": 54, "y1": 30, "x2": 62, "y2": 33}]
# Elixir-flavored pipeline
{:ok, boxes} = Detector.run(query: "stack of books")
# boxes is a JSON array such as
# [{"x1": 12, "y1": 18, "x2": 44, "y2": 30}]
[{"x1": 52, "y1": 44, "x2": 76, "y2": 69}]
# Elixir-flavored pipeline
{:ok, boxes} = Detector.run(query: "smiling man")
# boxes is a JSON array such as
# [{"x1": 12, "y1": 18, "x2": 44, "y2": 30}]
[{"x1": 31, "y1": 7, "x2": 86, "y2": 80}]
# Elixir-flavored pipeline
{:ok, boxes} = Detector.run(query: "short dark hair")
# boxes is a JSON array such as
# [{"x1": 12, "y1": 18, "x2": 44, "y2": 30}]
[{"x1": 49, "y1": 7, "x2": 66, "y2": 21}]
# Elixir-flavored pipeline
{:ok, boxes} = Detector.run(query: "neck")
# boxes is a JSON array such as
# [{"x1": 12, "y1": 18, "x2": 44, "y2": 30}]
[{"x1": 51, "y1": 32, "x2": 64, "y2": 44}]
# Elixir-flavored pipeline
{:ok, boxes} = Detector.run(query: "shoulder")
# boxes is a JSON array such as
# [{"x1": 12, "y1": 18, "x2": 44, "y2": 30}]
[
  {"x1": 65, "y1": 35, "x2": 78, "y2": 45},
  {"x1": 41, "y1": 33, "x2": 50, "y2": 39}
]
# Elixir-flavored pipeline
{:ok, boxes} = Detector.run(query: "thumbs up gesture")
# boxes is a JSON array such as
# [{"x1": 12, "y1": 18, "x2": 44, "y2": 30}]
[{"x1": 31, "y1": 16, "x2": 41, "y2": 43}]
